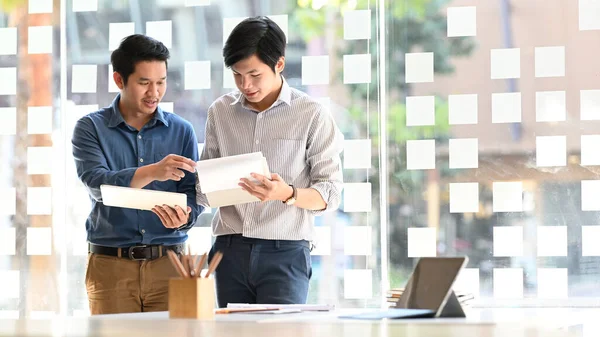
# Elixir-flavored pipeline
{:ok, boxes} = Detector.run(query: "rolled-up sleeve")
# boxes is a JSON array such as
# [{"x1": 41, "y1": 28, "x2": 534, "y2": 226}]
[
  {"x1": 175, "y1": 123, "x2": 204, "y2": 231},
  {"x1": 306, "y1": 107, "x2": 344, "y2": 215},
  {"x1": 72, "y1": 117, "x2": 137, "y2": 201},
  {"x1": 196, "y1": 106, "x2": 220, "y2": 208}
]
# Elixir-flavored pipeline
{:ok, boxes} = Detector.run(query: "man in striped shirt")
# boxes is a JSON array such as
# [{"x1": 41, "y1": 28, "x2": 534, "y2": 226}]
[{"x1": 196, "y1": 16, "x2": 344, "y2": 307}]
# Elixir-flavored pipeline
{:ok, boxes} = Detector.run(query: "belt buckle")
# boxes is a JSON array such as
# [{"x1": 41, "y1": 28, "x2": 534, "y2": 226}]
[{"x1": 128, "y1": 245, "x2": 148, "y2": 260}]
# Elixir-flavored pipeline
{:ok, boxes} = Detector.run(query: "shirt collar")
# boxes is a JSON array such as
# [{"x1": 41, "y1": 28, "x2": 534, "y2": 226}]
[
  {"x1": 230, "y1": 76, "x2": 292, "y2": 108},
  {"x1": 108, "y1": 94, "x2": 169, "y2": 128}
]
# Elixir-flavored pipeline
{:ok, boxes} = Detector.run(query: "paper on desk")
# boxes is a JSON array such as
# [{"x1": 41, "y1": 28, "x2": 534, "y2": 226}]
[
  {"x1": 100, "y1": 184, "x2": 187, "y2": 211},
  {"x1": 227, "y1": 303, "x2": 335, "y2": 312},
  {"x1": 196, "y1": 152, "x2": 271, "y2": 208}
]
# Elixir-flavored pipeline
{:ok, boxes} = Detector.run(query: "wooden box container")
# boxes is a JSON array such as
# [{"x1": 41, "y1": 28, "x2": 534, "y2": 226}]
[{"x1": 168, "y1": 277, "x2": 215, "y2": 319}]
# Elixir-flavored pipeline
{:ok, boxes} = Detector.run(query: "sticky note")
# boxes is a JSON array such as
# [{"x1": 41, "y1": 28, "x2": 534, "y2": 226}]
[
  {"x1": 582, "y1": 180, "x2": 600, "y2": 211},
  {"x1": 344, "y1": 10, "x2": 371, "y2": 40},
  {"x1": 343, "y1": 54, "x2": 371, "y2": 84},
  {"x1": 406, "y1": 95, "x2": 435, "y2": 126},
  {"x1": 29, "y1": 0, "x2": 53, "y2": 14},
  {"x1": 343, "y1": 139, "x2": 371, "y2": 169},
  {"x1": 493, "y1": 226, "x2": 523, "y2": 256},
  {"x1": 454, "y1": 268, "x2": 479, "y2": 297},
  {"x1": 405, "y1": 52, "x2": 433, "y2": 83},
  {"x1": 0, "y1": 67, "x2": 17, "y2": 95},
  {"x1": 146, "y1": 21, "x2": 172, "y2": 48},
  {"x1": 0, "y1": 228, "x2": 16, "y2": 255},
  {"x1": 580, "y1": 0, "x2": 600, "y2": 30},
  {"x1": 72, "y1": 0, "x2": 97, "y2": 11},
  {"x1": 407, "y1": 227, "x2": 436, "y2": 257},
  {"x1": 535, "y1": 46, "x2": 565, "y2": 78},
  {"x1": 447, "y1": 6, "x2": 476, "y2": 37},
  {"x1": 223, "y1": 65, "x2": 235, "y2": 89},
  {"x1": 185, "y1": 0, "x2": 210, "y2": 5},
  {"x1": 27, "y1": 147, "x2": 53, "y2": 175},
  {"x1": 536, "y1": 136, "x2": 566, "y2": 167},
  {"x1": 187, "y1": 227, "x2": 213, "y2": 254},
  {"x1": 28, "y1": 26, "x2": 53, "y2": 54},
  {"x1": 537, "y1": 268, "x2": 568, "y2": 299},
  {"x1": 158, "y1": 102, "x2": 173, "y2": 113},
  {"x1": 449, "y1": 182, "x2": 479, "y2": 213},
  {"x1": 0, "y1": 271, "x2": 19, "y2": 299},
  {"x1": 109, "y1": 22, "x2": 135, "y2": 51},
  {"x1": 406, "y1": 139, "x2": 435, "y2": 170},
  {"x1": 493, "y1": 182, "x2": 523, "y2": 212},
  {"x1": 344, "y1": 226, "x2": 371, "y2": 256},
  {"x1": 449, "y1": 94, "x2": 477, "y2": 125},
  {"x1": 0, "y1": 107, "x2": 17, "y2": 135},
  {"x1": 493, "y1": 268, "x2": 523, "y2": 299},
  {"x1": 344, "y1": 269, "x2": 372, "y2": 299},
  {"x1": 27, "y1": 227, "x2": 52, "y2": 255},
  {"x1": 302, "y1": 56, "x2": 329, "y2": 85},
  {"x1": 580, "y1": 90, "x2": 600, "y2": 120},
  {"x1": 492, "y1": 92, "x2": 521, "y2": 123},
  {"x1": 0, "y1": 28, "x2": 17, "y2": 55},
  {"x1": 27, "y1": 187, "x2": 52, "y2": 215},
  {"x1": 0, "y1": 188, "x2": 16, "y2": 215},
  {"x1": 536, "y1": 91, "x2": 566, "y2": 122},
  {"x1": 491, "y1": 48, "x2": 520, "y2": 79},
  {"x1": 449, "y1": 138, "x2": 478, "y2": 169},
  {"x1": 311, "y1": 226, "x2": 331, "y2": 256},
  {"x1": 581, "y1": 135, "x2": 600, "y2": 166},
  {"x1": 537, "y1": 226, "x2": 567, "y2": 257},
  {"x1": 582, "y1": 226, "x2": 600, "y2": 255},
  {"x1": 343, "y1": 182, "x2": 371, "y2": 212},
  {"x1": 28, "y1": 106, "x2": 53, "y2": 134},
  {"x1": 185, "y1": 61, "x2": 211, "y2": 90},
  {"x1": 71, "y1": 65, "x2": 97, "y2": 93}
]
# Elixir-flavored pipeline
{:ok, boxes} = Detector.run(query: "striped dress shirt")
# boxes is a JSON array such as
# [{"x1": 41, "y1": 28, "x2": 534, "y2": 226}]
[{"x1": 196, "y1": 79, "x2": 344, "y2": 241}]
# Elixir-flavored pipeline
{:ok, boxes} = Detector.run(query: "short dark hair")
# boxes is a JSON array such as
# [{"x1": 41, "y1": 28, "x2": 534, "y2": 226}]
[
  {"x1": 223, "y1": 16, "x2": 286, "y2": 72},
  {"x1": 110, "y1": 34, "x2": 170, "y2": 85}
]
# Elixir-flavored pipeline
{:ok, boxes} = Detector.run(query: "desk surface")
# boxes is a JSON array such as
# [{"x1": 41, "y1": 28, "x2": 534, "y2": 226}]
[{"x1": 1, "y1": 308, "x2": 594, "y2": 337}]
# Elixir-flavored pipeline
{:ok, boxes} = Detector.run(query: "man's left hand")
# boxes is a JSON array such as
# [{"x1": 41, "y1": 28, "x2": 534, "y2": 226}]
[
  {"x1": 152, "y1": 205, "x2": 191, "y2": 229},
  {"x1": 239, "y1": 173, "x2": 293, "y2": 202}
]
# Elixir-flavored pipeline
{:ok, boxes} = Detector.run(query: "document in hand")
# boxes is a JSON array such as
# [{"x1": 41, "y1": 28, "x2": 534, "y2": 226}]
[
  {"x1": 196, "y1": 152, "x2": 271, "y2": 208},
  {"x1": 100, "y1": 184, "x2": 187, "y2": 211}
]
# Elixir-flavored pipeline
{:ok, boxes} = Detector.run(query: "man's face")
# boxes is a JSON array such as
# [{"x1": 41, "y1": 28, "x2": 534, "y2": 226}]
[
  {"x1": 231, "y1": 54, "x2": 284, "y2": 104},
  {"x1": 114, "y1": 60, "x2": 167, "y2": 115}
]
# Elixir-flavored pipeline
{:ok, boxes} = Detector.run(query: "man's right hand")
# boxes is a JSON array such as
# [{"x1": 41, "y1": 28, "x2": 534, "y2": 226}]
[{"x1": 151, "y1": 154, "x2": 197, "y2": 182}]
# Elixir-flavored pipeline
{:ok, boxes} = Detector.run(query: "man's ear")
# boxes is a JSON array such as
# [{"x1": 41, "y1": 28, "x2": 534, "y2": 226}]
[
  {"x1": 112, "y1": 71, "x2": 125, "y2": 90},
  {"x1": 275, "y1": 56, "x2": 285, "y2": 74}
]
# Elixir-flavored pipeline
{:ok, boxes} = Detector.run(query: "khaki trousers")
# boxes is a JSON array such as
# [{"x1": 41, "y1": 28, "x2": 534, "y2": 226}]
[{"x1": 85, "y1": 253, "x2": 179, "y2": 315}]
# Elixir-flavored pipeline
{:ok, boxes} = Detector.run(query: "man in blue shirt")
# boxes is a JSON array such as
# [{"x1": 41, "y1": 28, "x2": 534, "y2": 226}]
[{"x1": 72, "y1": 34, "x2": 203, "y2": 315}]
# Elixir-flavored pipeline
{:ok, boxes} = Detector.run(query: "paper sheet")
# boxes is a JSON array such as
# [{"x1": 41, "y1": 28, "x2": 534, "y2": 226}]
[
  {"x1": 100, "y1": 185, "x2": 187, "y2": 211},
  {"x1": 196, "y1": 152, "x2": 271, "y2": 208}
]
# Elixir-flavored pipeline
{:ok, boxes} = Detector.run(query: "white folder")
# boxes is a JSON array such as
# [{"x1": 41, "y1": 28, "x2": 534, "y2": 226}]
[
  {"x1": 100, "y1": 184, "x2": 187, "y2": 211},
  {"x1": 196, "y1": 152, "x2": 271, "y2": 208}
]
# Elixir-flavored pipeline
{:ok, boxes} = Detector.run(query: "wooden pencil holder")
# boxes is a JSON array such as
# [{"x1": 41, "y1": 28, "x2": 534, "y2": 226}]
[{"x1": 168, "y1": 277, "x2": 216, "y2": 319}]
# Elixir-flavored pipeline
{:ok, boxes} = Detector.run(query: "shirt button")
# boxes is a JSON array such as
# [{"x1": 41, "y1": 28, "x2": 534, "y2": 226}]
[
  {"x1": 258, "y1": 114, "x2": 263, "y2": 119},
  {"x1": 138, "y1": 135, "x2": 142, "y2": 139},
  {"x1": 140, "y1": 158, "x2": 144, "y2": 163},
  {"x1": 141, "y1": 229, "x2": 146, "y2": 234},
  {"x1": 255, "y1": 140, "x2": 259, "y2": 144}
]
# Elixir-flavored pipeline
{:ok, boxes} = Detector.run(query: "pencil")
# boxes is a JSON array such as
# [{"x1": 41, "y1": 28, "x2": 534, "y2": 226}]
[
  {"x1": 194, "y1": 252, "x2": 208, "y2": 278},
  {"x1": 167, "y1": 250, "x2": 189, "y2": 278},
  {"x1": 205, "y1": 251, "x2": 223, "y2": 278}
]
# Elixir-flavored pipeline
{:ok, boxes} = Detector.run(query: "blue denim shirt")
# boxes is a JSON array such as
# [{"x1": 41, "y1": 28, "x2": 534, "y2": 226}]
[{"x1": 72, "y1": 94, "x2": 203, "y2": 247}]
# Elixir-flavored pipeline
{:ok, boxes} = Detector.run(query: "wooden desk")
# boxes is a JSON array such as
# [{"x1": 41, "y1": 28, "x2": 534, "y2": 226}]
[{"x1": 0, "y1": 308, "x2": 591, "y2": 337}]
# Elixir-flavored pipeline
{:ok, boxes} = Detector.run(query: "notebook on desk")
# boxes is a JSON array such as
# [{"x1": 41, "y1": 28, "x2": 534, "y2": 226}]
[{"x1": 340, "y1": 257, "x2": 468, "y2": 320}]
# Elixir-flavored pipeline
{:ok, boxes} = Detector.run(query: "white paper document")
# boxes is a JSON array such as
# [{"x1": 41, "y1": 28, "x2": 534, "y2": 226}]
[
  {"x1": 196, "y1": 152, "x2": 271, "y2": 208},
  {"x1": 227, "y1": 303, "x2": 335, "y2": 312},
  {"x1": 100, "y1": 184, "x2": 187, "y2": 211}
]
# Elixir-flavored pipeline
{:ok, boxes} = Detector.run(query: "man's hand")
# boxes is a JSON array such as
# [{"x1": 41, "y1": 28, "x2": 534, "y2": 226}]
[
  {"x1": 239, "y1": 173, "x2": 293, "y2": 202},
  {"x1": 151, "y1": 154, "x2": 196, "y2": 182},
  {"x1": 152, "y1": 205, "x2": 192, "y2": 229}
]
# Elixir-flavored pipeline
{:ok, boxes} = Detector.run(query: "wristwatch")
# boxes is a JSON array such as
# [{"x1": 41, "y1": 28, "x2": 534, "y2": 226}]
[{"x1": 283, "y1": 185, "x2": 297, "y2": 206}]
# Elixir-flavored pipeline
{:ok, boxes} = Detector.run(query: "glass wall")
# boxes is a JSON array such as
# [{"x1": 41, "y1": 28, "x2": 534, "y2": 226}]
[{"x1": 0, "y1": 0, "x2": 597, "y2": 318}]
